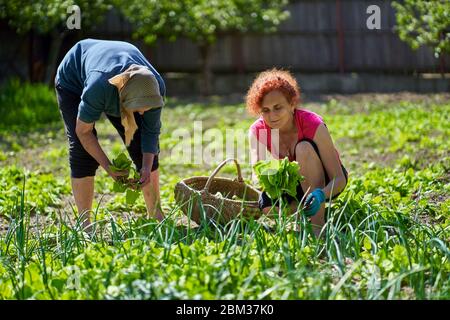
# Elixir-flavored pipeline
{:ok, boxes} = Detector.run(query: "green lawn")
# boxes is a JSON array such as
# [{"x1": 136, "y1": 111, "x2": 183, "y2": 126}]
[{"x1": 0, "y1": 81, "x2": 449, "y2": 299}]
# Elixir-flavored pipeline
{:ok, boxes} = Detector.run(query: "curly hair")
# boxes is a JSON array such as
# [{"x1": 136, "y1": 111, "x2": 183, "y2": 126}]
[{"x1": 246, "y1": 68, "x2": 301, "y2": 116}]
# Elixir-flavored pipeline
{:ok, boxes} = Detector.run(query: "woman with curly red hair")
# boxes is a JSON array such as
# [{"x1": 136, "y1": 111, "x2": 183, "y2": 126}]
[{"x1": 247, "y1": 69, "x2": 348, "y2": 233}]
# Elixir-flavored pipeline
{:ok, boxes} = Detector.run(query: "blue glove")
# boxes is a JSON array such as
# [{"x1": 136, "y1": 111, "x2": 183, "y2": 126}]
[{"x1": 304, "y1": 188, "x2": 325, "y2": 217}]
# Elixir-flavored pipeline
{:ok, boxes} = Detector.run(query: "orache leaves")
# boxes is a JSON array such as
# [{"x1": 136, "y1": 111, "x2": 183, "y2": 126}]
[
  {"x1": 1, "y1": 82, "x2": 450, "y2": 300},
  {"x1": 253, "y1": 157, "x2": 303, "y2": 200},
  {"x1": 110, "y1": 152, "x2": 132, "y2": 172},
  {"x1": 110, "y1": 152, "x2": 140, "y2": 205}
]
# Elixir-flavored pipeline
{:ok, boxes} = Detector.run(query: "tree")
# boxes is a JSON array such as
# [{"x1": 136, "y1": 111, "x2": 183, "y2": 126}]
[
  {"x1": 0, "y1": 0, "x2": 112, "y2": 84},
  {"x1": 119, "y1": 0, "x2": 290, "y2": 95},
  {"x1": 392, "y1": 0, "x2": 450, "y2": 75}
]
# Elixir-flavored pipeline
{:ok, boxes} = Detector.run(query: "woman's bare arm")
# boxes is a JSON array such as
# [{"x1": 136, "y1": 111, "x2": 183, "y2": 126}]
[
  {"x1": 313, "y1": 123, "x2": 347, "y2": 199},
  {"x1": 75, "y1": 118, "x2": 112, "y2": 174}
]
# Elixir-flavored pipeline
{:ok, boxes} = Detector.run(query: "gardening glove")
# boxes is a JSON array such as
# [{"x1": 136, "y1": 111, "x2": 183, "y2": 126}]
[{"x1": 304, "y1": 188, "x2": 325, "y2": 217}]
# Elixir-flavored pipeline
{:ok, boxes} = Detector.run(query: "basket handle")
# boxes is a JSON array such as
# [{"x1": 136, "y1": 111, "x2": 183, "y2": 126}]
[{"x1": 204, "y1": 158, "x2": 244, "y2": 193}]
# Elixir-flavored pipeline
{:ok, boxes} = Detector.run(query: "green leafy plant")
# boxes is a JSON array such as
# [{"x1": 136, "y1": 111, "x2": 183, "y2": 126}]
[
  {"x1": 110, "y1": 152, "x2": 141, "y2": 205},
  {"x1": 110, "y1": 152, "x2": 132, "y2": 173},
  {"x1": 1, "y1": 83, "x2": 449, "y2": 300},
  {"x1": 0, "y1": 79, "x2": 60, "y2": 131},
  {"x1": 253, "y1": 157, "x2": 303, "y2": 200},
  {"x1": 253, "y1": 157, "x2": 304, "y2": 222}
]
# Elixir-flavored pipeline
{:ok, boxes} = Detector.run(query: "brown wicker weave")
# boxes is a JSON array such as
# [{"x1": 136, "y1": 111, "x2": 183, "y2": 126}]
[{"x1": 174, "y1": 158, "x2": 261, "y2": 224}]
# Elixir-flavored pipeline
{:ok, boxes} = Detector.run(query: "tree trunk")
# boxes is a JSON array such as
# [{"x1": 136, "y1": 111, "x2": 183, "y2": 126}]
[
  {"x1": 440, "y1": 54, "x2": 446, "y2": 79},
  {"x1": 44, "y1": 30, "x2": 66, "y2": 86},
  {"x1": 439, "y1": 31, "x2": 447, "y2": 79},
  {"x1": 199, "y1": 43, "x2": 213, "y2": 96},
  {"x1": 28, "y1": 30, "x2": 34, "y2": 82}
]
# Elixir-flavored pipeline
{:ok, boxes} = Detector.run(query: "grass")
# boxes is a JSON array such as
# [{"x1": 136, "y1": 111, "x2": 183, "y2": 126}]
[
  {"x1": 0, "y1": 81, "x2": 448, "y2": 299},
  {"x1": 0, "y1": 79, "x2": 61, "y2": 131}
]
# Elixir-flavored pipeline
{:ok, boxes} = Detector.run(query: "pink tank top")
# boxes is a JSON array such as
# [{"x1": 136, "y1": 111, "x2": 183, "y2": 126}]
[{"x1": 250, "y1": 109, "x2": 341, "y2": 162}]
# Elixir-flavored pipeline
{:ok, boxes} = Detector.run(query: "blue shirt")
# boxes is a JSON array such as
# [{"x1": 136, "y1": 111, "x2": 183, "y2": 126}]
[{"x1": 55, "y1": 39, "x2": 165, "y2": 154}]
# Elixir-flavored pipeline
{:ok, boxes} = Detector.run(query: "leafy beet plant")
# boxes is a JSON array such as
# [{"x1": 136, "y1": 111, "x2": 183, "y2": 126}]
[
  {"x1": 110, "y1": 152, "x2": 140, "y2": 205},
  {"x1": 253, "y1": 157, "x2": 304, "y2": 218},
  {"x1": 254, "y1": 157, "x2": 303, "y2": 199}
]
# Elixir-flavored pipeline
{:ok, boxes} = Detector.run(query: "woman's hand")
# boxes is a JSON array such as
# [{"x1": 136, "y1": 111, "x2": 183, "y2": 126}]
[
  {"x1": 106, "y1": 165, "x2": 129, "y2": 181},
  {"x1": 139, "y1": 166, "x2": 151, "y2": 188},
  {"x1": 303, "y1": 188, "x2": 325, "y2": 217}
]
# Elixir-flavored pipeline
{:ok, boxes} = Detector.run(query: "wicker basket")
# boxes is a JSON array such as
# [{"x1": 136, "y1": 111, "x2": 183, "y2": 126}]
[{"x1": 174, "y1": 158, "x2": 261, "y2": 224}]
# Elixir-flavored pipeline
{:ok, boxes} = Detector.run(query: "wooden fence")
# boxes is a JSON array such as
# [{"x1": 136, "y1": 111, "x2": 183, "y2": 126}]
[{"x1": 0, "y1": 0, "x2": 448, "y2": 88}]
